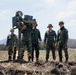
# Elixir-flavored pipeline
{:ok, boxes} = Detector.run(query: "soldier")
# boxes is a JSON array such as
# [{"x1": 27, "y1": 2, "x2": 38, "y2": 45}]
[
  {"x1": 6, "y1": 29, "x2": 18, "y2": 61},
  {"x1": 31, "y1": 24, "x2": 41, "y2": 62},
  {"x1": 44, "y1": 24, "x2": 56, "y2": 62},
  {"x1": 17, "y1": 22, "x2": 32, "y2": 62},
  {"x1": 57, "y1": 21, "x2": 69, "y2": 62}
]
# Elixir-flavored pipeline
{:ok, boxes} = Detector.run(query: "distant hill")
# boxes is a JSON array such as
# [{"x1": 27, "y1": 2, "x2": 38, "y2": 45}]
[
  {"x1": 68, "y1": 39, "x2": 76, "y2": 48},
  {"x1": 0, "y1": 38, "x2": 76, "y2": 48}
]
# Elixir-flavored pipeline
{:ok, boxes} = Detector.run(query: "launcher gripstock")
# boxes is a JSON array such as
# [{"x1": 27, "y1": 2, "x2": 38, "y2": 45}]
[{"x1": 12, "y1": 11, "x2": 36, "y2": 29}]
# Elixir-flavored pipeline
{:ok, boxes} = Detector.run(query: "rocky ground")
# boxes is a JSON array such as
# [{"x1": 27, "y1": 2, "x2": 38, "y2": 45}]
[{"x1": 0, "y1": 60, "x2": 76, "y2": 75}]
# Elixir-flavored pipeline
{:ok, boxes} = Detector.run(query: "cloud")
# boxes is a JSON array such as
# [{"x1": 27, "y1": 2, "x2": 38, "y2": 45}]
[
  {"x1": 56, "y1": 0, "x2": 76, "y2": 21},
  {"x1": 56, "y1": 11, "x2": 76, "y2": 20},
  {"x1": 66, "y1": 19, "x2": 76, "y2": 28},
  {"x1": 43, "y1": 0, "x2": 55, "y2": 6},
  {"x1": 66, "y1": 19, "x2": 76, "y2": 39},
  {"x1": 68, "y1": 0, "x2": 76, "y2": 10},
  {"x1": 0, "y1": 9, "x2": 13, "y2": 21}
]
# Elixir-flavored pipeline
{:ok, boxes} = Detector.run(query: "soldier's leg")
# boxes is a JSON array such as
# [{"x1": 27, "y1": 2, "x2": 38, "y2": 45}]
[
  {"x1": 63, "y1": 47, "x2": 69, "y2": 62},
  {"x1": 8, "y1": 48, "x2": 12, "y2": 61},
  {"x1": 17, "y1": 39, "x2": 25, "y2": 60},
  {"x1": 32, "y1": 43, "x2": 35, "y2": 61},
  {"x1": 18, "y1": 46, "x2": 25, "y2": 60},
  {"x1": 13, "y1": 47, "x2": 16, "y2": 61},
  {"x1": 27, "y1": 41, "x2": 32, "y2": 62},
  {"x1": 58, "y1": 45, "x2": 63, "y2": 62},
  {"x1": 46, "y1": 45, "x2": 50, "y2": 62},
  {"x1": 51, "y1": 47, "x2": 56, "y2": 60},
  {"x1": 35, "y1": 43, "x2": 39, "y2": 62}
]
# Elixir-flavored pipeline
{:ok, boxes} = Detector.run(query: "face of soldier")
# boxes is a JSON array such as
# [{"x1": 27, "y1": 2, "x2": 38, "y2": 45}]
[
  {"x1": 23, "y1": 25, "x2": 27, "y2": 29},
  {"x1": 59, "y1": 24, "x2": 64, "y2": 28},
  {"x1": 49, "y1": 27, "x2": 52, "y2": 30},
  {"x1": 11, "y1": 31, "x2": 14, "y2": 35}
]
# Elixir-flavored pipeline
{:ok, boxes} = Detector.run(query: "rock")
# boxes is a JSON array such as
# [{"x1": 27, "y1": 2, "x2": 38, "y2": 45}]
[
  {"x1": 58, "y1": 63, "x2": 64, "y2": 68},
  {"x1": 71, "y1": 66, "x2": 76, "y2": 75}
]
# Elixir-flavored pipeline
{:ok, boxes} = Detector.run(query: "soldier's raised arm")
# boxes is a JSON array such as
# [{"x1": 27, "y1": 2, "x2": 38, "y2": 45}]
[{"x1": 21, "y1": 25, "x2": 27, "y2": 33}]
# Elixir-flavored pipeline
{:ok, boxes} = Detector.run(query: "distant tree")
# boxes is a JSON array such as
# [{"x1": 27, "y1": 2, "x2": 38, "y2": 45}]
[{"x1": 0, "y1": 44, "x2": 6, "y2": 50}]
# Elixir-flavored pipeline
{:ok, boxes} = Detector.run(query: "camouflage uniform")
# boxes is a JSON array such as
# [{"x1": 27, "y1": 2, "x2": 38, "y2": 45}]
[
  {"x1": 6, "y1": 34, "x2": 18, "y2": 61},
  {"x1": 57, "y1": 26, "x2": 69, "y2": 62},
  {"x1": 18, "y1": 24, "x2": 32, "y2": 62},
  {"x1": 31, "y1": 28, "x2": 41, "y2": 61},
  {"x1": 44, "y1": 30, "x2": 56, "y2": 61}
]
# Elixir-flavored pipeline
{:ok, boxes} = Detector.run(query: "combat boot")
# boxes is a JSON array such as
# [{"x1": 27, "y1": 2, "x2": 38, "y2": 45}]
[
  {"x1": 59, "y1": 59, "x2": 63, "y2": 62},
  {"x1": 65, "y1": 59, "x2": 68, "y2": 63},
  {"x1": 45, "y1": 59, "x2": 48, "y2": 63},
  {"x1": 32, "y1": 58, "x2": 34, "y2": 62},
  {"x1": 28, "y1": 56, "x2": 32, "y2": 62},
  {"x1": 8, "y1": 56, "x2": 12, "y2": 61},
  {"x1": 36, "y1": 58, "x2": 39, "y2": 62}
]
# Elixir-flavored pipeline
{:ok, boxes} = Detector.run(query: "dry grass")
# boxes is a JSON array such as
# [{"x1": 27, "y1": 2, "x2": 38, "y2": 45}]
[{"x1": 0, "y1": 49, "x2": 76, "y2": 62}]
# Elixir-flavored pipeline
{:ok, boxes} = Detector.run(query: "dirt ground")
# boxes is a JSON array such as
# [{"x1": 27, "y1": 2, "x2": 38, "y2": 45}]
[
  {"x1": 0, "y1": 50, "x2": 76, "y2": 75},
  {"x1": 0, "y1": 61, "x2": 76, "y2": 75}
]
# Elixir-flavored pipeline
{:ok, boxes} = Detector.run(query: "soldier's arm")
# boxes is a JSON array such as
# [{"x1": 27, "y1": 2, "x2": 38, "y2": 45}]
[
  {"x1": 54, "y1": 31, "x2": 57, "y2": 43},
  {"x1": 44, "y1": 32, "x2": 47, "y2": 44},
  {"x1": 14, "y1": 35, "x2": 18, "y2": 47},
  {"x1": 15, "y1": 35, "x2": 18, "y2": 42},
  {"x1": 56, "y1": 30, "x2": 59, "y2": 43},
  {"x1": 21, "y1": 25, "x2": 27, "y2": 33},
  {"x1": 64, "y1": 29, "x2": 68, "y2": 43},
  {"x1": 21, "y1": 28, "x2": 25, "y2": 33},
  {"x1": 38, "y1": 30, "x2": 42, "y2": 41},
  {"x1": 6, "y1": 36, "x2": 9, "y2": 47}
]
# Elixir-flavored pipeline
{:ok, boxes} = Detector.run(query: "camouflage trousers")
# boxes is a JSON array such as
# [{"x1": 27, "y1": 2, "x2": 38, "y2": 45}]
[
  {"x1": 32, "y1": 43, "x2": 39, "y2": 61},
  {"x1": 46, "y1": 43, "x2": 56, "y2": 61},
  {"x1": 18, "y1": 40, "x2": 32, "y2": 61},
  {"x1": 58, "y1": 43, "x2": 69, "y2": 62},
  {"x1": 8, "y1": 47, "x2": 16, "y2": 61}
]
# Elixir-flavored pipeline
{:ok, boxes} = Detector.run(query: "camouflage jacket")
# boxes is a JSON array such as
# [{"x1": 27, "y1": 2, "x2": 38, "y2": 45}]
[
  {"x1": 57, "y1": 26, "x2": 68, "y2": 44},
  {"x1": 6, "y1": 34, "x2": 18, "y2": 48},
  {"x1": 31, "y1": 28, "x2": 41, "y2": 43},
  {"x1": 21, "y1": 26, "x2": 32, "y2": 41},
  {"x1": 44, "y1": 30, "x2": 56, "y2": 44}
]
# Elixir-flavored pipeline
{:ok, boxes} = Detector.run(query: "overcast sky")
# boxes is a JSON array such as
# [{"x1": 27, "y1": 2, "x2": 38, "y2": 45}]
[{"x1": 0, "y1": 0, "x2": 76, "y2": 40}]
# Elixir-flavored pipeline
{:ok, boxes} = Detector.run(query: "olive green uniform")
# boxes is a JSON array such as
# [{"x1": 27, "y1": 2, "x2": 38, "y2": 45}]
[
  {"x1": 6, "y1": 34, "x2": 18, "y2": 61},
  {"x1": 31, "y1": 28, "x2": 41, "y2": 61},
  {"x1": 57, "y1": 26, "x2": 69, "y2": 62},
  {"x1": 44, "y1": 30, "x2": 56, "y2": 61}
]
